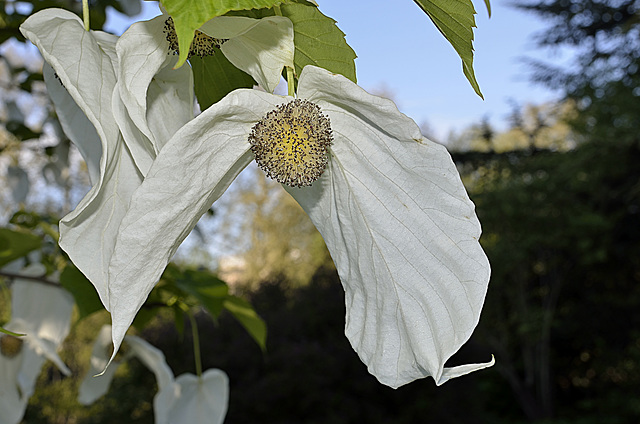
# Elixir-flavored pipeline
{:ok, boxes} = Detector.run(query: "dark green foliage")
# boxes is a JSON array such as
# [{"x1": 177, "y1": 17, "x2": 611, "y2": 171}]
[
  {"x1": 146, "y1": 268, "x2": 495, "y2": 424},
  {"x1": 462, "y1": 137, "x2": 640, "y2": 422}
]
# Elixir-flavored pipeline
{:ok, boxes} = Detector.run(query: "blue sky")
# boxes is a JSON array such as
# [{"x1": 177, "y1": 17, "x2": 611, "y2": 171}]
[
  {"x1": 314, "y1": 0, "x2": 566, "y2": 139},
  {"x1": 106, "y1": 0, "x2": 567, "y2": 140}
]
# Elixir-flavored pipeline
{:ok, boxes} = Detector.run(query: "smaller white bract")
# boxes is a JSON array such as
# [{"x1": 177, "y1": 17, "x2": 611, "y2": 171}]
[
  {"x1": 107, "y1": 65, "x2": 493, "y2": 388},
  {"x1": 0, "y1": 264, "x2": 74, "y2": 424},
  {"x1": 78, "y1": 325, "x2": 173, "y2": 406},
  {"x1": 79, "y1": 326, "x2": 228, "y2": 424},
  {"x1": 155, "y1": 369, "x2": 230, "y2": 424}
]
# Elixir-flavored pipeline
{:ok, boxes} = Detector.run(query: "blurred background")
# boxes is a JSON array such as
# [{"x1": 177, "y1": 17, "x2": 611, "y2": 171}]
[{"x1": 1, "y1": 0, "x2": 639, "y2": 422}]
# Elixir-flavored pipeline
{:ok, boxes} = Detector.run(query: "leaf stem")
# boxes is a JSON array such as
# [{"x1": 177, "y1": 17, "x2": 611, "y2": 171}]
[
  {"x1": 82, "y1": 0, "x2": 90, "y2": 31},
  {"x1": 188, "y1": 311, "x2": 203, "y2": 377}
]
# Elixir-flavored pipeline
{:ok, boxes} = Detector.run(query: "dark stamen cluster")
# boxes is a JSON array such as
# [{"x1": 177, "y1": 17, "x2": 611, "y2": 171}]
[
  {"x1": 163, "y1": 17, "x2": 228, "y2": 58},
  {"x1": 249, "y1": 99, "x2": 333, "y2": 187},
  {"x1": 0, "y1": 335, "x2": 23, "y2": 358}
]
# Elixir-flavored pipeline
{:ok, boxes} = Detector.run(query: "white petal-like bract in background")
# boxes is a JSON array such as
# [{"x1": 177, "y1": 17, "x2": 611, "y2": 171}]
[
  {"x1": 155, "y1": 369, "x2": 229, "y2": 424},
  {"x1": 78, "y1": 325, "x2": 173, "y2": 405},
  {"x1": 0, "y1": 264, "x2": 74, "y2": 424},
  {"x1": 20, "y1": 9, "x2": 143, "y2": 310},
  {"x1": 21, "y1": 8, "x2": 193, "y2": 319}
]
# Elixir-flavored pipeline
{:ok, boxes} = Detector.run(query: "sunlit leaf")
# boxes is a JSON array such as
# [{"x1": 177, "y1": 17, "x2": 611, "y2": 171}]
[
  {"x1": 282, "y1": 2, "x2": 356, "y2": 82},
  {"x1": 174, "y1": 269, "x2": 229, "y2": 319},
  {"x1": 246, "y1": 2, "x2": 357, "y2": 83},
  {"x1": 413, "y1": 0, "x2": 484, "y2": 98}
]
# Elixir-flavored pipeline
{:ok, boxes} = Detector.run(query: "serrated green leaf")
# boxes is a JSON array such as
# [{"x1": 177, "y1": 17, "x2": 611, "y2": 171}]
[
  {"x1": 239, "y1": 2, "x2": 356, "y2": 83},
  {"x1": 175, "y1": 269, "x2": 230, "y2": 319},
  {"x1": 280, "y1": 3, "x2": 356, "y2": 83},
  {"x1": 224, "y1": 295, "x2": 267, "y2": 351},
  {"x1": 0, "y1": 228, "x2": 41, "y2": 268},
  {"x1": 191, "y1": 52, "x2": 255, "y2": 110},
  {"x1": 59, "y1": 264, "x2": 103, "y2": 320},
  {"x1": 413, "y1": 0, "x2": 484, "y2": 99},
  {"x1": 162, "y1": 0, "x2": 286, "y2": 67}
]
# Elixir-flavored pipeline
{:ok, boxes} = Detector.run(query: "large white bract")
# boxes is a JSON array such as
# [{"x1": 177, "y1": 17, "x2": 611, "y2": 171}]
[{"x1": 107, "y1": 65, "x2": 493, "y2": 388}]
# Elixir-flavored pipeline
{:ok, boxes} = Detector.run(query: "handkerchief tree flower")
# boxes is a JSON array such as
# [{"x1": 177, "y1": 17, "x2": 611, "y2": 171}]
[
  {"x1": 79, "y1": 325, "x2": 229, "y2": 424},
  {"x1": 0, "y1": 264, "x2": 74, "y2": 424},
  {"x1": 18, "y1": 0, "x2": 493, "y2": 408}
]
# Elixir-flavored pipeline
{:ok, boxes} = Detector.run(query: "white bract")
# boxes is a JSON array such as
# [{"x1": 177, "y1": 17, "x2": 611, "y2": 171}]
[
  {"x1": 106, "y1": 65, "x2": 493, "y2": 388},
  {"x1": 155, "y1": 369, "x2": 229, "y2": 424},
  {"x1": 20, "y1": 8, "x2": 191, "y2": 310},
  {"x1": 78, "y1": 325, "x2": 173, "y2": 405},
  {"x1": 0, "y1": 264, "x2": 74, "y2": 424},
  {"x1": 79, "y1": 326, "x2": 228, "y2": 424},
  {"x1": 20, "y1": 9, "x2": 146, "y2": 310}
]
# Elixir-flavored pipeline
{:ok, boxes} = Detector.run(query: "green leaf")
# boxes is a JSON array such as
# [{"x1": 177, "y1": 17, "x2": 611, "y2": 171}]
[
  {"x1": 224, "y1": 295, "x2": 267, "y2": 351},
  {"x1": 132, "y1": 306, "x2": 159, "y2": 330},
  {"x1": 484, "y1": 0, "x2": 492, "y2": 18},
  {"x1": 0, "y1": 326, "x2": 25, "y2": 337},
  {"x1": 413, "y1": 0, "x2": 484, "y2": 98},
  {"x1": 280, "y1": 2, "x2": 357, "y2": 83},
  {"x1": 175, "y1": 269, "x2": 230, "y2": 319},
  {"x1": 173, "y1": 305, "x2": 186, "y2": 336},
  {"x1": 191, "y1": 53, "x2": 256, "y2": 110},
  {"x1": 0, "y1": 228, "x2": 41, "y2": 268},
  {"x1": 162, "y1": 0, "x2": 286, "y2": 67},
  {"x1": 59, "y1": 264, "x2": 103, "y2": 320}
]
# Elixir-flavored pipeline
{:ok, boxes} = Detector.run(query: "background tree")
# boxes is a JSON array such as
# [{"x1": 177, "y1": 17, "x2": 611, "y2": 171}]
[
  {"x1": 514, "y1": 0, "x2": 640, "y2": 141},
  {"x1": 215, "y1": 165, "x2": 332, "y2": 290}
]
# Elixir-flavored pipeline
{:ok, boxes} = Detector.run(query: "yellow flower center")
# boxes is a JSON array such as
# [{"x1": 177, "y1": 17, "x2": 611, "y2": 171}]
[
  {"x1": 0, "y1": 335, "x2": 23, "y2": 358},
  {"x1": 163, "y1": 17, "x2": 227, "y2": 58},
  {"x1": 249, "y1": 99, "x2": 333, "y2": 187}
]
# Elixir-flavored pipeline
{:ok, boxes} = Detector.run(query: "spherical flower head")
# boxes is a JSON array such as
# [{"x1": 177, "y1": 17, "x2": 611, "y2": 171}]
[
  {"x1": 163, "y1": 17, "x2": 227, "y2": 58},
  {"x1": 249, "y1": 99, "x2": 333, "y2": 187},
  {"x1": 0, "y1": 335, "x2": 24, "y2": 358}
]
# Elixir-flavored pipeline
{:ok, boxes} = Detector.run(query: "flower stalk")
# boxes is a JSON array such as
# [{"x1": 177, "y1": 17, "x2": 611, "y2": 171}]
[
  {"x1": 286, "y1": 66, "x2": 295, "y2": 97},
  {"x1": 188, "y1": 310, "x2": 203, "y2": 377},
  {"x1": 82, "y1": 0, "x2": 90, "y2": 31}
]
